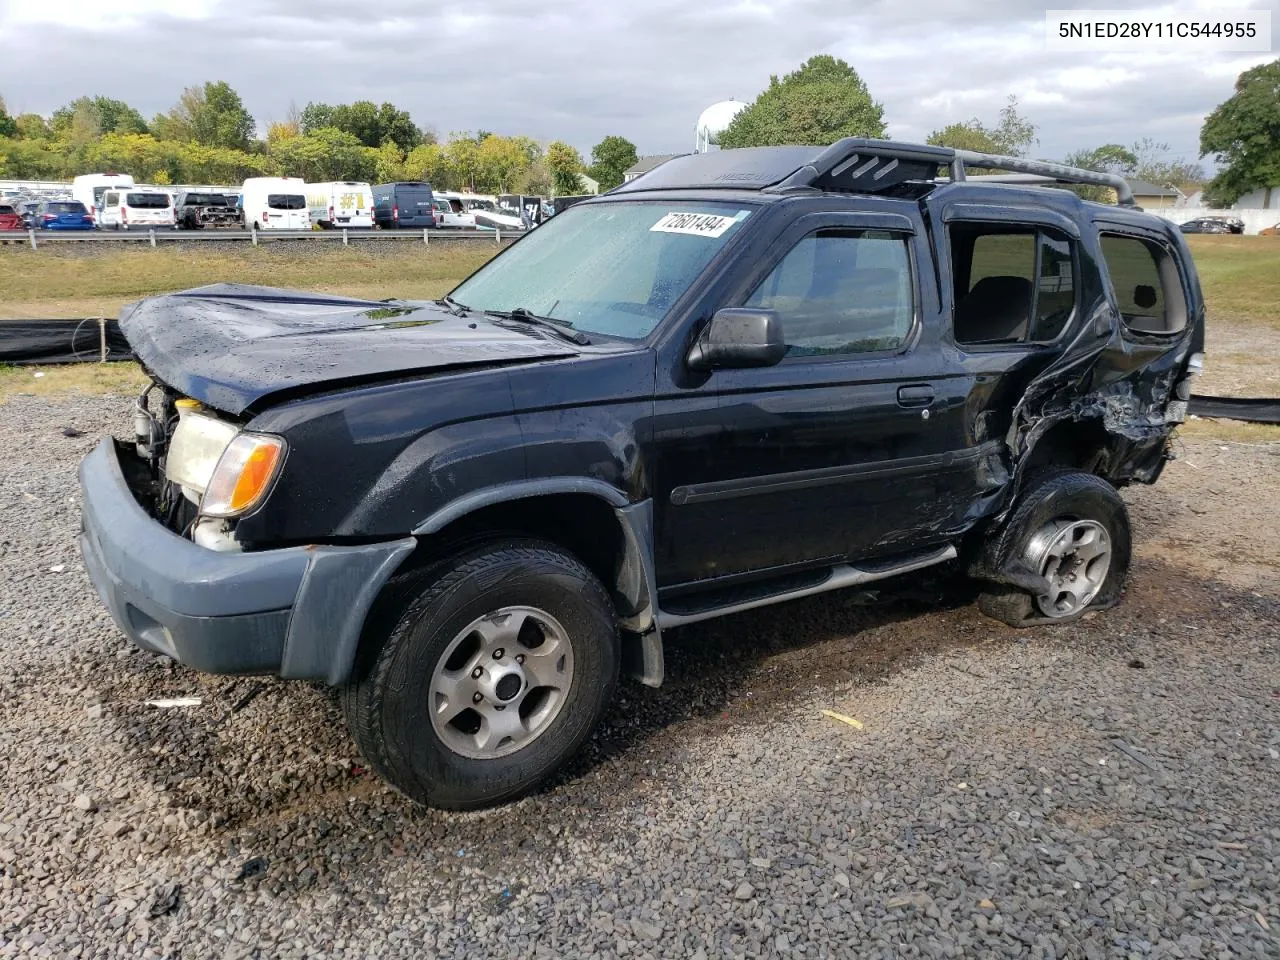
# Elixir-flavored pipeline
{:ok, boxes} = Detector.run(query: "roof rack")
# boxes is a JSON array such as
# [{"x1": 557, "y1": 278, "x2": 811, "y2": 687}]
[
  {"x1": 763, "y1": 139, "x2": 1136, "y2": 207},
  {"x1": 951, "y1": 151, "x2": 1135, "y2": 206}
]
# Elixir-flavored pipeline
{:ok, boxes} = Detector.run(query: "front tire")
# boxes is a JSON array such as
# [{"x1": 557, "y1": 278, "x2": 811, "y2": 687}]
[
  {"x1": 343, "y1": 539, "x2": 620, "y2": 810},
  {"x1": 976, "y1": 471, "x2": 1131, "y2": 627}
]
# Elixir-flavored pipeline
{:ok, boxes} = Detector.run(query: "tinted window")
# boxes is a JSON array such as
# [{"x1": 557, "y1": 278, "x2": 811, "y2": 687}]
[
  {"x1": 745, "y1": 229, "x2": 914, "y2": 357},
  {"x1": 184, "y1": 194, "x2": 229, "y2": 206},
  {"x1": 0, "y1": 205, "x2": 14, "y2": 214},
  {"x1": 47, "y1": 202, "x2": 87, "y2": 214},
  {"x1": 267, "y1": 194, "x2": 307, "y2": 210},
  {"x1": 1100, "y1": 234, "x2": 1186, "y2": 334},
  {"x1": 126, "y1": 193, "x2": 170, "y2": 208},
  {"x1": 951, "y1": 224, "x2": 1077, "y2": 345}
]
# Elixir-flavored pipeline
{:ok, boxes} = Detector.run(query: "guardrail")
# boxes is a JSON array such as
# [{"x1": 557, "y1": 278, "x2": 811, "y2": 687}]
[{"x1": 0, "y1": 226, "x2": 520, "y2": 249}]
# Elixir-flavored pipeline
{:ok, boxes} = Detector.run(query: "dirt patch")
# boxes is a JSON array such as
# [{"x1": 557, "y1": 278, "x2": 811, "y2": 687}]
[{"x1": 1126, "y1": 436, "x2": 1280, "y2": 593}]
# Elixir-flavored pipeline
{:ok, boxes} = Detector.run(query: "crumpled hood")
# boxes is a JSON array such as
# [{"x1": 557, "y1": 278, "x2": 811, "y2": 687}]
[{"x1": 120, "y1": 283, "x2": 578, "y2": 414}]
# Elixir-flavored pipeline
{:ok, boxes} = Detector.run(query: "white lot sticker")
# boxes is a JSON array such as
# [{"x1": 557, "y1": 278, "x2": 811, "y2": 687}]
[{"x1": 651, "y1": 211, "x2": 739, "y2": 238}]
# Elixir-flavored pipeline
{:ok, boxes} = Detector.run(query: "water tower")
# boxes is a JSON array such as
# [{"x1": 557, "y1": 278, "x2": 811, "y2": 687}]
[{"x1": 695, "y1": 99, "x2": 748, "y2": 152}]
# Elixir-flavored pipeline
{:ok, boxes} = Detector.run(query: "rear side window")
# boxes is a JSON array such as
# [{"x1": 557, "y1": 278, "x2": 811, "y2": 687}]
[
  {"x1": 745, "y1": 229, "x2": 915, "y2": 357},
  {"x1": 1100, "y1": 234, "x2": 1187, "y2": 335},
  {"x1": 267, "y1": 194, "x2": 306, "y2": 210},
  {"x1": 126, "y1": 193, "x2": 170, "y2": 208},
  {"x1": 950, "y1": 224, "x2": 1077, "y2": 345}
]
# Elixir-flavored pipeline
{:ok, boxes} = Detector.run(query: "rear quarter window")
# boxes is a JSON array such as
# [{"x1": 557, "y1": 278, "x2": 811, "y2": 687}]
[{"x1": 1100, "y1": 234, "x2": 1187, "y2": 335}]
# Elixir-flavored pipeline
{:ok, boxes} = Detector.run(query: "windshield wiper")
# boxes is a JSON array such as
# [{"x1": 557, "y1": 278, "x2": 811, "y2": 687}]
[
  {"x1": 485, "y1": 307, "x2": 591, "y2": 345},
  {"x1": 436, "y1": 294, "x2": 470, "y2": 317}
]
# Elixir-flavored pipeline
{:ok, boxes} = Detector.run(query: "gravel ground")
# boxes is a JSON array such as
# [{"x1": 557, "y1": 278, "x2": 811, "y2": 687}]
[{"x1": 1, "y1": 393, "x2": 1277, "y2": 960}]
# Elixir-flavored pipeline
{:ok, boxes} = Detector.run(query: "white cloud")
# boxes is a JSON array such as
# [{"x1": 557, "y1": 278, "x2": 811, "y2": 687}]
[
  {"x1": 0, "y1": 0, "x2": 1273, "y2": 164},
  {"x1": 0, "y1": 0, "x2": 216, "y2": 30}
]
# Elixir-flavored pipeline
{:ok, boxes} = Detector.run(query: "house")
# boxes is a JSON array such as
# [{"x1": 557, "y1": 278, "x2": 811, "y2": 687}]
[
  {"x1": 577, "y1": 173, "x2": 600, "y2": 196},
  {"x1": 1124, "y1": 179, "x2": 1183, "y2": 209},
  {"x1": 622, "y1": 154, "x2": 683, "y2": 183}
]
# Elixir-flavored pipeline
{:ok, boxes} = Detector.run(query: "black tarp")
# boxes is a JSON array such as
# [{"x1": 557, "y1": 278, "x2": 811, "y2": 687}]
[
  {"x1": 1189, "y1": 395, "x2": 1280, "y2": 425},
  {"x1": 0, "y1": 318, "x2": 133, "y2": 365}
]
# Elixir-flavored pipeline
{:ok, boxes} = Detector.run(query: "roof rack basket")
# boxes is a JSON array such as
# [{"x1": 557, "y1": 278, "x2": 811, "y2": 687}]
[{"x1": 765, "y1": 139, "x2": 1136, "y2": 207}]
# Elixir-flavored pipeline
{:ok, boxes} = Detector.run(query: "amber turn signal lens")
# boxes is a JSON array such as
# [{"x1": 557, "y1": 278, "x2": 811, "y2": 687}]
[{"x1": 201, "y1": 433, "x2": 285, "y2": 518}]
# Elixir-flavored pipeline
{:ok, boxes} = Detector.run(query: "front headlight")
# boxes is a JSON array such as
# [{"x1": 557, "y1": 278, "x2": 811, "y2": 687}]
[{"x1": 200, "y1": 433, "x2": 286, "y2": 518}]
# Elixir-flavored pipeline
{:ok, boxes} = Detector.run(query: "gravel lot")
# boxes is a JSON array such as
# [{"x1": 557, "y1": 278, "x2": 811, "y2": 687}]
[{"x1": 1, "y1": 393, "x2": 1277, "y2": 960}]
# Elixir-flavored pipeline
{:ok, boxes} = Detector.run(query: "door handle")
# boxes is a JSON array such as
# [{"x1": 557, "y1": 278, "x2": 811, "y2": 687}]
[{"x1": 897, "y1": 385, "x2": 935, "y2": 407}]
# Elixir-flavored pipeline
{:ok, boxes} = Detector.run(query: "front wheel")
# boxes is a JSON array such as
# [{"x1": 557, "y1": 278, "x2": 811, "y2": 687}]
[
  {"x1": 343, "y1": 539, "x2": 620, "y2": 810},
  {"x1": 976, "y1": 471, "x2": 1131, "y2": 627}
]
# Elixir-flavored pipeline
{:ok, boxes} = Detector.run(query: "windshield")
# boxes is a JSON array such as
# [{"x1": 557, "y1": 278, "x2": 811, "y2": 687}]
[
  {"x1": 185, "y1": 194, "x2": 229, "y2": 206},
  {"x1": 48, "y1": 202, "x2": 87, "y2": 214},
  {"x1": 267, "y1": 194, "x2": 307, "y2": 210},
  {"x1": 450, "y1": 200, "x2": 754, "y2": 340},
  {"x1": 127, "y1": 192, "x2": 170, "y2": 208}
]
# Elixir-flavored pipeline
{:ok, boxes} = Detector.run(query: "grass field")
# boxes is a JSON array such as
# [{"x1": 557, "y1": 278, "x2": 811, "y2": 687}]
[
  {"x1": 0, "y1": 234, "x2": 1276, "y2": 441},
  {"x1": 0, "y1": 244, "x2": 499, "y2": 319}
]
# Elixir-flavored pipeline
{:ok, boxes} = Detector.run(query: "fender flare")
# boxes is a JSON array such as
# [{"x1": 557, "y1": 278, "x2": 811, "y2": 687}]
[{"x1": 412, "y1": 478, "x2": 664, "y2": 687}]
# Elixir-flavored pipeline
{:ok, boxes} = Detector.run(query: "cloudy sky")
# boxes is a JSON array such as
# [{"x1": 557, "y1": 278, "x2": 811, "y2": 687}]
[{"x1": 0, "y1": 0, "x2": 1274, "y2": 166}]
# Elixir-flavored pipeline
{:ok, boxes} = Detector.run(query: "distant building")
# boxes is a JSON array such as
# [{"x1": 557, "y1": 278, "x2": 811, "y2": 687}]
[
  {"x1": 622, "y1": 155, "x2": 683, "y2": 183},
  {"x1": 1125, "y1": 179, "x2": 1183, "y2": 209},
  {"x1": 1230, "y1": 186, "x2": 1278, "y2": 210},
  {"x1": 577, "y1": 173, "x2": 600, "y2": 196}
]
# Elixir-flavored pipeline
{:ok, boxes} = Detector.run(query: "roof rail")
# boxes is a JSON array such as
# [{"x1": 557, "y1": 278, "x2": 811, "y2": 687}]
[
  {"x1": 761, "y1": 138, "x2": 1136, "y2": 207},
  {"x1": 951, "y1": 151, "x2": 1136, "y2": 206}
]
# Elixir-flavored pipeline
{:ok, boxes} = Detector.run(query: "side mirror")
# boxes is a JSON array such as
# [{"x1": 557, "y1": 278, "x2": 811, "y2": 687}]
[{"x1": 687, "y1": 308, "x2": 786, "y2": 371}]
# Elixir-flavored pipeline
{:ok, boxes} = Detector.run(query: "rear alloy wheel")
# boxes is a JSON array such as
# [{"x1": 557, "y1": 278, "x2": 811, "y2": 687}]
[
  {"x1": 1026, "y1": 518, "x2": 1112, "y2": 617},
  {"x1": 976, "y1": 471, "x2": 1131, "y2": 627},
  {"x1": 343, "y1": 539, "x2": 619, "y2": 810}
]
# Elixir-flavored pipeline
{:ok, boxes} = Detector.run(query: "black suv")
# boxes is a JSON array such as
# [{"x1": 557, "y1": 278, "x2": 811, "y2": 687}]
[
  {"x1": 174, "y1": 190, "x2": 239, "y2": 230},
  {"x1": 78, "y1": 140, "x2": 1204, "y2": 809}
]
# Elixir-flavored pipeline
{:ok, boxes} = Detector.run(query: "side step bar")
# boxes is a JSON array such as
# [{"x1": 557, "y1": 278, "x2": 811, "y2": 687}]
[{"x1": 654, "y1": 544, "x2": 958, "y2": 630}]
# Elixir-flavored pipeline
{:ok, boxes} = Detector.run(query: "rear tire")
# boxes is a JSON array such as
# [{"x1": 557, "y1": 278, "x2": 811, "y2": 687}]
[
  {"x1": 343, "y1": 539, "x2": 620, "y2": 810},
  {"x1": 975, "y1": 471, "x2": 1131, "y2": 627}
]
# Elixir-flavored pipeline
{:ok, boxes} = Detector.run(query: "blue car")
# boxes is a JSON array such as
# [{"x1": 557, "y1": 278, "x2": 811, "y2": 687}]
[{"x1": 35, "y1": 199, "x2": 96, "y2": 230}]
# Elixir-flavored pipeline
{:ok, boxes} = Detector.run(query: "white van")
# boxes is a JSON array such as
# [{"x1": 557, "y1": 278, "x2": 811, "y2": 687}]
[
  {"x1": 240, "y1": 177, "x2": 310, "y2": 230},
  {"x1": 72, "y1": 173, "x2": 136, "y2": 220},
  {"x1": 306, "y1": 181, "x2": 374, "y2": 229},
  {"x1": 98, "y1": 189, "x2": 176, "y2": 230}
]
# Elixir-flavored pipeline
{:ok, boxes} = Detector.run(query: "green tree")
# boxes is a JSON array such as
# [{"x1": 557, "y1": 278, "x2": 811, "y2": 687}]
[
  {"x1": 156, "y1": 82, "x2": 254, "y2": 149},
  {"x1": 927, "y1": 97, "x2": 1037, "y2": 157},
  {"x1": 370, "y1": 141, "x2": 408, "y2": 183},
  {"x1": 270, "y1": 127, "x2": 371, "y2": 181},
  {"x1": 51, "y1": 96, "x2": 148, "y2": 137},
  {"x1": 1064, "y1": 143, "x2": 1138, "y2": 174},
  {"x1": 14, "y1": 113, "x2": 50, "y2": 140},
  {"x1": 517, "y1": 159, "x2": 553, "y2": 197},
  {"x1": 546, "y1": 140, "x2": 585, "y2": 196},
  {"x1": 445, "y1": 134, "x2": 482, "y2": 192},
  {"x1": 83, "y1": 133, "x2": 175, "y2": 182},
  {"x1": 0, "y1": 95, "x2": 14, "y2": 138},
  {"x1": 476, "y1": 134, "x2": 533, "y2": 192},
  {"x1": 1130, "y1": 138, "x2": 1203, "y2": 190},
  {"x1": 404, "y1": 142, "x2": 450, "y2": 187},
  {"x1": 589, "y1": 135, "x2": 638, "y2": 190},
  {"x1": 301, "y1": 100, "x2": 422, "y2": 152},
  {"x1": 718, "y1": 55, "x2": 886, "y2": 148},
  {"x1": 1200, "y1": 58, "x2": 1280, "y2": 206}
]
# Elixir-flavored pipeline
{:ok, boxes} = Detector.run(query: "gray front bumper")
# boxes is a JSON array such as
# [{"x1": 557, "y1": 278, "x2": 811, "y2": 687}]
[{"x1": 78, "y1": 438, "x2": 415, "y2": 683}]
